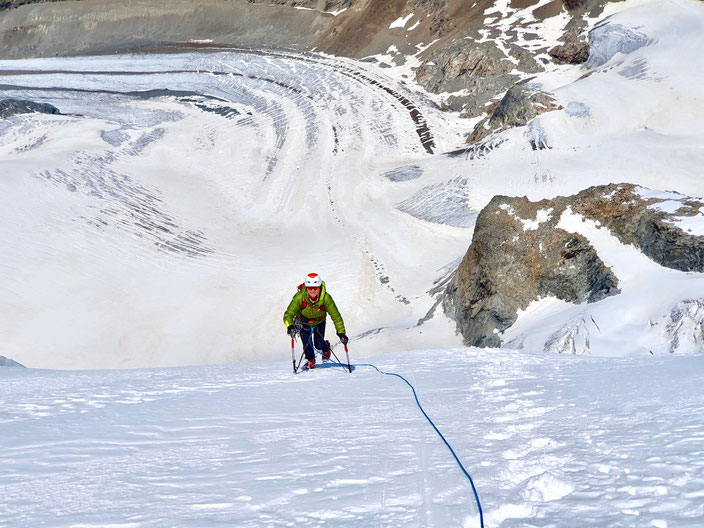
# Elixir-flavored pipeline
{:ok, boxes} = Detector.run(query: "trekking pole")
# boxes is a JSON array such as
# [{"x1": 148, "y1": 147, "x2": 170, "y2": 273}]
[
  {"x1": 291, "y1": 338, "x2": 296, "y2": 374},
  {"x1": 344, "y1": 343, "x2": 352, "y2": 374}
]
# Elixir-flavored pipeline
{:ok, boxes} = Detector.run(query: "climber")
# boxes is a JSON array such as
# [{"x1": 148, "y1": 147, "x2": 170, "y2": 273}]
[{"x1": 284, "y1": 273, "x2": 348, "y2": 369}]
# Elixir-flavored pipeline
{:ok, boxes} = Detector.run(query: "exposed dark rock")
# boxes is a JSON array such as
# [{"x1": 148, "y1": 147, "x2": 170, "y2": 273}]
[
  {"x1": 0, "y1": 355, "x2": 25, "y2": 367},
  {"x1": 548, "y1": 0, "x2": 614, "y2": 66},
  {"x1": 549, "y1": 19, "x2": 589, "y2": 64},
  {"x1": 468, "y1": 84, "x2": 560, "y2": 142},
  {"x1": 0, "y1": 0, "x2": 66, "y2": 9},
  {"x1": 444, "y1": 183, "x2": 704, "y2": 347},
  {"x1": 562, "y1": 0, "x2": 592, "y2": 10},
  {"x1": 570, "y1": 185, "x2": 704, "y2": 272},
  {"x1": 549, "y1": 39, "x2": 589, "y2": 65},
  {"x1": 562, "y1": 0, "x2": 611, "y2": 15},
  {"x1": 0, "y1": 98, "x2": 61, "y2": 118},
  {"x1": 415, "y1": 40, "x2": 526, "y2": 119},
  {"x1": 443, "y1": 193, "x2": 619, "y2": 347},
  {"x1": 415, "y1": 41, "x2": 513, "y2": 94}
]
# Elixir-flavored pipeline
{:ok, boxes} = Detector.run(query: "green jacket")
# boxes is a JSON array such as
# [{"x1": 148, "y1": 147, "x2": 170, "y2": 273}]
[{"x1": 283, "y1": 281, "x2": 346, "y2": 334}]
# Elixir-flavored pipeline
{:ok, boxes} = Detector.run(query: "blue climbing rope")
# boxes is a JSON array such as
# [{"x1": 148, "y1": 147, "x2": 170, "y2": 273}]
[
  {"x1": 307, "y1": 324, "x2": 318, "y2": 353},
  {"x1": 356, "y1": 362, "x2": 485, "y2": 528}
]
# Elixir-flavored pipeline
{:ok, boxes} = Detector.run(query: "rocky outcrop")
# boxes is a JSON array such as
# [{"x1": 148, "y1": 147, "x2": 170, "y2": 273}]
[
  {"x1": 0, "y1": 98, "x2": 60, "y2": 118},
  {"x1": 443, "y1": 193, "x2": 619, "y2": 347},
  {"x1": 570, "y1": 185, "x2": 704, "y2": 272},
  {"x1": 546, "y1": 0, "x2": 615, "y2": 67},
  {"x1": 0, "y1": 355, "x2": 25, "y2": 367},
  {"x1": 468, "y1": 84, "x2": 561, "y2": 142},
  {"x1": 549, "y1": 18, "x2": 589, "y2": 65},
  {"x1": 0, "y1": 0, "x2": 59, "y2": 9},
  {"x1": 444, "y1": 184, "x2": 704, "y2": 347},
  {"x1": 414, "y1": 40, "x2": 529, "y2": 116}
]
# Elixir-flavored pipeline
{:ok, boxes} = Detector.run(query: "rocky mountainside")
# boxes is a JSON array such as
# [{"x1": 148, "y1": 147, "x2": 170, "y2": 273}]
[
  {"x1": 0, "y1": 0, "x2": 616, "y2": 126},
  {"x1": 444, "y1": 184, "x2": 704, "y2": 348}
]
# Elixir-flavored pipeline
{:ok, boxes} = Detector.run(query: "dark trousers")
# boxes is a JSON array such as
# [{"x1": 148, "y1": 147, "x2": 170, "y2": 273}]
[{"x1": 300, "y1": 320, "x2": 330, "y2": 361}]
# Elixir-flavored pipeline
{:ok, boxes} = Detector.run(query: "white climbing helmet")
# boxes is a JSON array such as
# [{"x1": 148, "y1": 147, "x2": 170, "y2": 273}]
[{"x1": 304, "y1": 273, "x2": 322, "y2": 288}]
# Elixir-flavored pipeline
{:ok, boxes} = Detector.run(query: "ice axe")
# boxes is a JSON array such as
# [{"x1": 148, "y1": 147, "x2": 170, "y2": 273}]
[
  {"x1": 344, "y1": 343, "x2": 352, "y2": 373},
  {"x1": 291, "y1": 338, "x2": 296, "y2": 374},
  {"x1": 291, "y1": 337, "x2": 306, "y2": 374}
]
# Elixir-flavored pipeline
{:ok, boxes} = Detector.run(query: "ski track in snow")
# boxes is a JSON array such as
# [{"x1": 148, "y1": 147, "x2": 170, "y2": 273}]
[{"x1": 1, "y1": 349, "x2": 703, "y2": 527}]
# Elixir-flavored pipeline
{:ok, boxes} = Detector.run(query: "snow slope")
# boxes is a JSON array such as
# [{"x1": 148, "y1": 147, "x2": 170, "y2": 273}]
[
  {"x1": 0, "y1": 50, "x2": 470, "y2": 369},
  {"x1": 2, "y1": 349, "x2": 703, "y2": 527},
  {"x1": 2, "y1": 0, "x2": 704, "y2": 369}
]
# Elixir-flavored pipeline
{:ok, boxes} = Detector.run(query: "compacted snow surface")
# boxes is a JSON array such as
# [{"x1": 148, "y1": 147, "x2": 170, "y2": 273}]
[{"x1": 2, "y1": 349, "x2": 704, "y2": 527}]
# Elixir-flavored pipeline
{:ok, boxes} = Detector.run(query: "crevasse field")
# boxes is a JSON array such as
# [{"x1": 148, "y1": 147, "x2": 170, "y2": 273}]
[{"x1": 2, "y1": 0, "x2": 704, "y2": 526}]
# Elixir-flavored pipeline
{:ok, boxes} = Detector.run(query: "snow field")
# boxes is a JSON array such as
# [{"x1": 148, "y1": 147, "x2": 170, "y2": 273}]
[
  {"x1": 0, "y1": 50, "x2": 468, "y2": 369},
  {"x1": 2, "y1": 349, "x2": 703, "y2": 527},
  {"x1": 4, "y1": 1, "x2": 704, "y2": 367}
]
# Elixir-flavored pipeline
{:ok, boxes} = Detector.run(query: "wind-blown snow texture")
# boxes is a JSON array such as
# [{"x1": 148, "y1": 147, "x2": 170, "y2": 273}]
[{"x1": 1, "y1": 350, "x2": 703, "y2": 527}]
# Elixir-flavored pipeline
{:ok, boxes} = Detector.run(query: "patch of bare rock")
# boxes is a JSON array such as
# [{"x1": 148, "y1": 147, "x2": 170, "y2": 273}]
[
  {"x1": 0, "y1": 355, "x2": 25, "y2": 367},
  {"x1": 443, "y1": 184, "x2": 704, "y2": 347},
  {"x1": 467, "y1": 83, "x2": 561, "y2": 143},
  {"x1": 0, "y1": 98, "x2": 60, "y2": 118}
]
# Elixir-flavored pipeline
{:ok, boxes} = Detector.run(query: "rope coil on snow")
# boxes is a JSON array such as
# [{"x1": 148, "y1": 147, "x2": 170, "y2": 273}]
[{"x1": 356, "y1": 363, "x2": 484, "y2": 528}]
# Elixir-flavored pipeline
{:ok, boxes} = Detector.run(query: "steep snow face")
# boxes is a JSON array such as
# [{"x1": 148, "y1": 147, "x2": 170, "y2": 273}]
[
  {"x1": 0, "y1": 50, "x2": 470, "y2": 369},
  {"x1": 1, "y1": 349, "x2": 703, "y2": 527}
]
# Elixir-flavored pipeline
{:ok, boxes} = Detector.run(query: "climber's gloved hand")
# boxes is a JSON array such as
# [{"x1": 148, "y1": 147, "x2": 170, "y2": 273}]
[
  {"x1": 287, "y1": 325, "x2": 297, "y2": 338},
  {"x1": 337, "y1": 333, "x2": 349, "y2": 345}
]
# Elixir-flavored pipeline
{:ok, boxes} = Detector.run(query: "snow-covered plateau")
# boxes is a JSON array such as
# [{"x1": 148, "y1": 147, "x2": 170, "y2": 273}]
[{"x1": 2, "y1": 0, "x2": 704, "y2": 525}]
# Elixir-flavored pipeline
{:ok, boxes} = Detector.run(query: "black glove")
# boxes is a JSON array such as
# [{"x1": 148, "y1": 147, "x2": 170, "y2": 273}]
[
  {"x1": 287, "y1": 325, "x2": 297, "y2": 338},
  {"x1": 337, "y1": 333, "x2": 349, "y2": 345}
]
